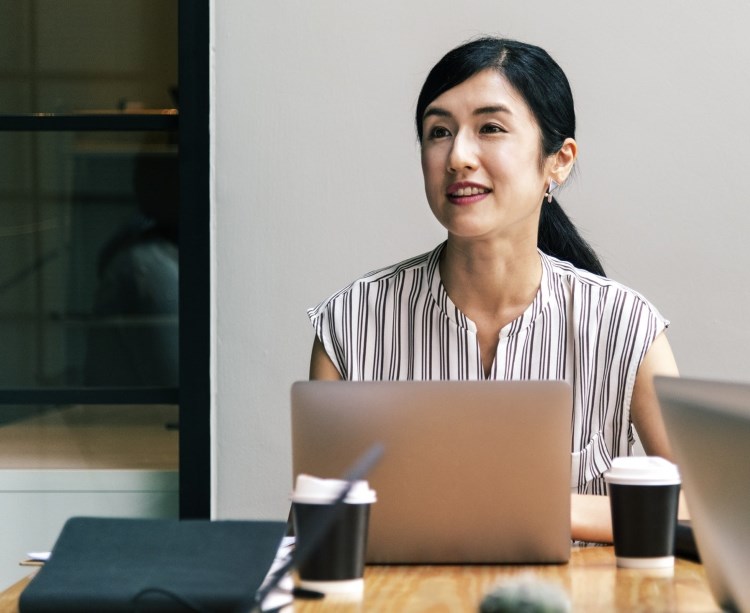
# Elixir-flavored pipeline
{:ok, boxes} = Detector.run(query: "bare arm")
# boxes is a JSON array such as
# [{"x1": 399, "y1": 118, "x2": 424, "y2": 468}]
[
  {"x1": 630, "y1": 332, "x2": 690, "y2": 519},
  {"x1": 571, "y1": 332, "x2": 685, "y2": 542},
  {"x1": 571, "y1": 494, "x2": 613, "y2": 543},
  {"x1": 630, "y1": 331, "x2": 679, "y2": 458},
  {"x1": 309, "y1": 337, "x2": 343, "y2": 381}
]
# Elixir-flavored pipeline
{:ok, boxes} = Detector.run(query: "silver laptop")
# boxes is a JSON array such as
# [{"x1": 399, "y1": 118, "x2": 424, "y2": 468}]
[
  {"x1": 655, "y1": 375, "x2": 750, "y2": 613},
  {"x1": 291, "y1": 380, "x2": 572, "y2": 564}
]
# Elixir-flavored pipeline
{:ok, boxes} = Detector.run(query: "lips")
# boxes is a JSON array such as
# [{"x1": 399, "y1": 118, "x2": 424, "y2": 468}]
[{"x1": 446, "y1": 182, "x2": 492, "y2": 205}]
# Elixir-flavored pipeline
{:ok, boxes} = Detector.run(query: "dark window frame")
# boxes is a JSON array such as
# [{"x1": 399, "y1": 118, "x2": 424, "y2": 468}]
[
  {"x1": 0, "y1": 0, "x2": 211, "y2": 519},
  {"x1": 176, "y1": 0, "x2": 210, "y2": 519}
]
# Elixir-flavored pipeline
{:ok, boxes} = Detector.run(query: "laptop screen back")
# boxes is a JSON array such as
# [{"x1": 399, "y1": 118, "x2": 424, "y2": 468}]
[
  {"x1": 291, "y1": 380, "x2": 572, "y2": 564},
  {"x1": 655, "y1": 375, "x2": 750, "y2": 612}
]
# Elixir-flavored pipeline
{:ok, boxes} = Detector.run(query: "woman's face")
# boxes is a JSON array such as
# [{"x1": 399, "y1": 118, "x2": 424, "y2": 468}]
[{"x1": 421, "y1": 69, "x2": 556, "y2": 245}]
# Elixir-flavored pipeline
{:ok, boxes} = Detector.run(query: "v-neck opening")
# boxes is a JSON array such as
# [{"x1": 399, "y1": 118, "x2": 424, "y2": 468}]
[{"x1": 425, "y1": 245, "x2": 554, "y2": 379}]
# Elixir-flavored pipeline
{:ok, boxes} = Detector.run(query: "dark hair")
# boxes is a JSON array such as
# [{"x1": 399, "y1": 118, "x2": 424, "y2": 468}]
[{"x1": 416, "y1": 37, "x2": 605, "y2": 276}]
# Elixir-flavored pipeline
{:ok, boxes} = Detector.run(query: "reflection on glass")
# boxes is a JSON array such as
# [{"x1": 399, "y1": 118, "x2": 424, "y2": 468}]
[
  {"x1": 0, "y1": 0, "x2": 178, "y2": 115},
  {"x1": 1, "y1": 0, "x2": 179, "y2": 389},
  {"x1": 0, "y1": 2, "x2": 182, "y2": 586},
  {"x1": 83, "y1": 136, "x2": 179, "y2": 386},
  {"x1": 0, "y1": 403, "x2": 179, "y2": 469},
  {"x1": 0, "y1": 132, "x2": 179, "y2": 388}
]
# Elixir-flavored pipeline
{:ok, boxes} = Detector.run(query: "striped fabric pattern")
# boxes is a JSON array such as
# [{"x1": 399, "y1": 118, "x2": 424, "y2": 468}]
[{"x1": 308, "y1": 242, "x2": 668, "y2": 494}]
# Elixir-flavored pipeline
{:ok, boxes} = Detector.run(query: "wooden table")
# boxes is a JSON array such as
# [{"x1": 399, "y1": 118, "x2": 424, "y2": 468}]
[
  {"x1": 0, "y1": 546, "x2": 719, "y2": 612},
  {"x1": 295, "y1": 547, "x2": 719, "y2": 612}
]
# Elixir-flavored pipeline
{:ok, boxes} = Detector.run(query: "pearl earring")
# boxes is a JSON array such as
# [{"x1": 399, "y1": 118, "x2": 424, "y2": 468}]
[{"x1": 544, "y1": 180, "x2": 559, "y2": 203}]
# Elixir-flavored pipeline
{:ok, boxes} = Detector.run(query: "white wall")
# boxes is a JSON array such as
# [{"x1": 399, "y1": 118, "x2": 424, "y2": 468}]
[{"x1": 213, "y1": 0, "x2": 750, "y2": 519}]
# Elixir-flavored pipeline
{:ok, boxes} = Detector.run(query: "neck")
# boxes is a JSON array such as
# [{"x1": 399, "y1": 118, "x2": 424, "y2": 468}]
[{"x1": 440, "y1": 235, "x2": 542, "y2": 317}]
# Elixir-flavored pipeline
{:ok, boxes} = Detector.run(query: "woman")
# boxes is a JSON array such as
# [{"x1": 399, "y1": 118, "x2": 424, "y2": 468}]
[{"x1": 307, "y1": 37, "x2": 679, "y2": 542}]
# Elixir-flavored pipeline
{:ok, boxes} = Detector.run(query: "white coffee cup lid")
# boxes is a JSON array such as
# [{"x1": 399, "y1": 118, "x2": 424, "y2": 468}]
[
  {"x1": 291, "y1": 474, "x2": 377, "y2": 504},
  {"x1": 604, "y1": 456, "x2": 680, "y2": 486}
]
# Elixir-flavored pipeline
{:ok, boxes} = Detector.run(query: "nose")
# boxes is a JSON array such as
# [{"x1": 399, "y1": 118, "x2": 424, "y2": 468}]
[{"x1": 447, "y1": 130, "x2": 478, "y2": 173}]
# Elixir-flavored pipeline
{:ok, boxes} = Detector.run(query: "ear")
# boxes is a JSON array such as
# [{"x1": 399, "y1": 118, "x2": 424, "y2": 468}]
[{"x1": 548, "y1": 138, "x2": 578, "y2": 185}]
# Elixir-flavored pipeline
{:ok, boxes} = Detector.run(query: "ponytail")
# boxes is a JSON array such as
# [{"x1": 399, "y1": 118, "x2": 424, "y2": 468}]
[{"x1": 538, "y1": 198, "x2": 605, "y2": 276}]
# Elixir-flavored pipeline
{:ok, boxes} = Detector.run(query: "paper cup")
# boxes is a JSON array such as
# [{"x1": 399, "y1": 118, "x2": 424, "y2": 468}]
[
  {"x1": 605, "y1": 457, "x2": 681, "y2": 569},
  {"x1": 291, "y1": 475, "x2": 376, "y2": 597}
]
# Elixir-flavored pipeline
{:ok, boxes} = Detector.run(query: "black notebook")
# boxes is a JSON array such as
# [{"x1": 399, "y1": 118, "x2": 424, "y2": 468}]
[
  {"x1": 19, "y1": 517, "x2": 287, "y2": 613},
  {"x1": 674, "y1": 519, "x2": 701, "y2": 563},
  {"x1": 18, "y1": 444, "x2": 384, "y2": 613}
]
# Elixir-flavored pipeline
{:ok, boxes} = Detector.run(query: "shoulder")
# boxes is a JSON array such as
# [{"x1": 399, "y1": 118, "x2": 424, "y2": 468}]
[
  {"x1": 358, "y1": 247, "x2": 437, "y2": 285},
  {"x1": 542, "y1": 251, "x2": 611, "y2": 287},
  {"x1": 308, "y1": 244, "x2": 442, "y2": 319},
  {"x1": 541, "y1": 251, "x2": 668, "y2": 323},
  {"x1": 543, "y1": 251, "x2": 646, "y2": 295}
]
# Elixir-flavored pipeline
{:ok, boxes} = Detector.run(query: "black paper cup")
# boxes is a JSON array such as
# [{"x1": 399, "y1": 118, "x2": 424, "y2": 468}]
[
  {"x1": 291, "y1": 475, "x2": 376, "y2": 596},
  {"x1": 604, "y1": 457, "x2": 681, "y2": 569}
]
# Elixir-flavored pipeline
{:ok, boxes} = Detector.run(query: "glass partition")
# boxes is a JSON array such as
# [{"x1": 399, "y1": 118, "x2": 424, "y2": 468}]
[
  {"x1": 0, "y1": 0, "x2": 177, "y2": 115},
  {"x1": 0, "y1": 131, "x2": 178, "y2": 388},
  {"x1": 0, "y1": 0, "x2": 186, "y2": 589}
]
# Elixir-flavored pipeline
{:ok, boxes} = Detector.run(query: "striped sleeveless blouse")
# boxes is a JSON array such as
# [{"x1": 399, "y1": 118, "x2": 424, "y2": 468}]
[{"x1": 308, "y1": 242, "x2": 668, "y2": 494}]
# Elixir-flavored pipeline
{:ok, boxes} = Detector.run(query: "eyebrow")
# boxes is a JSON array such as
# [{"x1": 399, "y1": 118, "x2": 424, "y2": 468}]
[
  {"x1": 474, "y1": 105, "x2": 512, "y2": 116},
  {"x1": 422, "y1": 104, "x2": 513, "y2": 121}
]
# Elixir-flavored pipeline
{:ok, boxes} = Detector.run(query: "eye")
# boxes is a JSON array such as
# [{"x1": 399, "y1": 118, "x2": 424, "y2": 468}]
[
  {"x1": 480, "y1": 123, "x2": 506, "y2": 134},
  {"x1": 427, "y1": 126, "x2": 451, "y2": 139}
]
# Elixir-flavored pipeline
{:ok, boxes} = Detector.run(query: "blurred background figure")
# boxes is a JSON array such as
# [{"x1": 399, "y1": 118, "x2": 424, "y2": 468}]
[{"x1": 84, "y1": 144, "x2": 178, "y2": 387}]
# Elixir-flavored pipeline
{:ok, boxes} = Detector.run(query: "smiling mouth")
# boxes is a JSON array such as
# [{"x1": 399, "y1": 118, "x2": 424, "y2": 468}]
[{"x1": 449, "y1": 186, "x2": 491, "y2": 197}]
